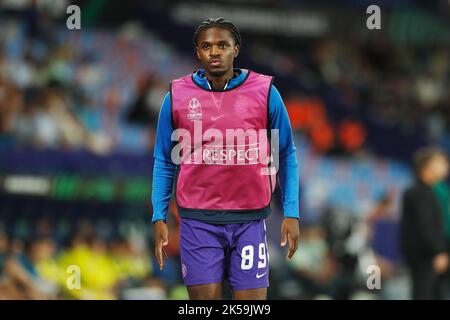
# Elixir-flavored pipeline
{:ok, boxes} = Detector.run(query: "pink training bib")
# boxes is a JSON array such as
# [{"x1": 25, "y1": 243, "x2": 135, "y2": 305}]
[{"x1": 171, "y1": 70, "x2": 276, "y2": 211}]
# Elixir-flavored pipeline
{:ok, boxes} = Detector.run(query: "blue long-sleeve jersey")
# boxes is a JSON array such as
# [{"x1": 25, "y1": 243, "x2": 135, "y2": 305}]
[{"x1": 151, "y1": 68, "x2": 299, "y2": 223}]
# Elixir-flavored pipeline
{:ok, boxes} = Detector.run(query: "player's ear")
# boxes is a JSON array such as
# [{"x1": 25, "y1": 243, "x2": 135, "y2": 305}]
[
  {"x1": 195, "y1": 47, "x2": 200, "y2": 60},
  {"x1": 234, "y1": 45, "x2": 240, "y2": 58}
]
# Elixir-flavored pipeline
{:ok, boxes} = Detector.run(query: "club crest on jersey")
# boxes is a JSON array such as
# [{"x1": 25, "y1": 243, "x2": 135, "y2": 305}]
[
  {"x1": 187, "y1": 97, "x2": 202, "y2": 121},
  {"x1": 234, "y1": 94, "x2": 249, "y2": 114}
]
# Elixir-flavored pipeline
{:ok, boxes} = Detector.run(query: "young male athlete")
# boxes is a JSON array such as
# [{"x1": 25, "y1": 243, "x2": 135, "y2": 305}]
[{"x1": 151, "y1": 17, "x2": 300, "y2": 300}]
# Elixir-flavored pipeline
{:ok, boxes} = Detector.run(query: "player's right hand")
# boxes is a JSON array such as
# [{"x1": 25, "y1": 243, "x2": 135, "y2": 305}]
[{"x1": 154, "y1": 220, "x2": 169, "y2": 270}]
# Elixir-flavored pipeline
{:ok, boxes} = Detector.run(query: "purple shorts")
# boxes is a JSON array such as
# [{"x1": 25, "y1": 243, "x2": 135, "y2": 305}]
[{"x1": 179, "y1": 218, "x2": 269, "y2": 291}]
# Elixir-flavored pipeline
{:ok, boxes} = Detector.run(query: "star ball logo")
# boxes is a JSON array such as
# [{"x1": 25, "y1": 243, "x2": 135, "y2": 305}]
[
  {"x1": 187, "y1": 97, "x2": 202, "y2": 121},
  {"x1": 189, "y1": 98, "x2": 200, "y2": 110}
]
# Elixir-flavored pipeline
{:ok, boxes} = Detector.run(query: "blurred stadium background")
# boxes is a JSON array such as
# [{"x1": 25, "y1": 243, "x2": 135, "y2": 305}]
[{"x1": 0, "y1": 0, "x2": 449, "y2": 299}]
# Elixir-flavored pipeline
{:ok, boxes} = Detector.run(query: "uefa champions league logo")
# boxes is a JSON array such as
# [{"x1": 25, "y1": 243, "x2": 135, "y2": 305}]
[
  {"x1": 189, "y1": 98, "x2": 200, "y2": 110},
  {"x1": 187, "y1": 97, "x2": 202, "y2": 121}
]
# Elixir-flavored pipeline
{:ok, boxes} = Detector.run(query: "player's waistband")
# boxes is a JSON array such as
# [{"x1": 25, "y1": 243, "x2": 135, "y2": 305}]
[{"x1": 177, "y1": 205, "x2": 270, "y2": 224}]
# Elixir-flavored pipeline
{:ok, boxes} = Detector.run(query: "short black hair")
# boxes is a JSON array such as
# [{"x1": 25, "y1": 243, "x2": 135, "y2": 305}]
[
  {"x1": 193, "y1": 17, "x2": 241, "y2": 51},
  {"x1": 412, "y1": 146, "x2": 447, "y2": 175}
]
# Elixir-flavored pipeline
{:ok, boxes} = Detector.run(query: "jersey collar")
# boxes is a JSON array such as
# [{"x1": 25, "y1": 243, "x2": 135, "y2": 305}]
[{"x1": 193, "y1": 68, "x2": 247, "y2": 91}]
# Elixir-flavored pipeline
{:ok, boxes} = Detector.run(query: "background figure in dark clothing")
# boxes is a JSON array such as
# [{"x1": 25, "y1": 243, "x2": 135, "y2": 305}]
[
  {"x1": 400, "y1": 147, "x2": 449, "y2": 299},
  {"x1": 433, "y1": 181, "x2": 450, "y2": 298}
]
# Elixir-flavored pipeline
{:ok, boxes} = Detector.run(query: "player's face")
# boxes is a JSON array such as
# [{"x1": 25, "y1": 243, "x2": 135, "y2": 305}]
[
  {"x1": 196, "y1": 27, "x2": 239, "y2": 77},
  {"x1": 431, "y1": 154, "x2": 449, "y2": 181}
]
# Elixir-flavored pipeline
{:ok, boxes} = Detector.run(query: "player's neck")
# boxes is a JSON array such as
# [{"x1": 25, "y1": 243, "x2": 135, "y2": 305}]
[{"x1": 205, "y1": 68, "x2": 234, "y2": 91}]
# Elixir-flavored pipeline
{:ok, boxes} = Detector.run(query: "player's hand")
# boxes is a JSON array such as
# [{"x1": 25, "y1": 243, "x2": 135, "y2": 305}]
[
  {"x1": 154, "y1": 220, "x2": 169, "y2": 270},
  {"x1": 433, "y1": 253, "x2": 449, "y2": 274},
  {"x1": 280, "y1": 217, "x2": 300, "y2": 260}
]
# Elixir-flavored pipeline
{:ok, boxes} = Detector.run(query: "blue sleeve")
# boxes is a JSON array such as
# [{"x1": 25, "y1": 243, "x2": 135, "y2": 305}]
[
  {"x1": 151, "y1": 92, "x2": 176, "y2": 223},
  {"x1": 268, "y1": 85, "x2": 300, "y2": 219}
]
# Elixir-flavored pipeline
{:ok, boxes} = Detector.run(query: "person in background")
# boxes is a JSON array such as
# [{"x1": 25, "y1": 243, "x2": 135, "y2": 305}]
[
  {"x1": 432, "y1": 179, "x2": 450, "y2": 298},
  {"x1": 400, "y1": 147, "x2": 450, "y2": 299},
  {"x1": 287, "y1": 225, "x2": 337, "y2": 299}
]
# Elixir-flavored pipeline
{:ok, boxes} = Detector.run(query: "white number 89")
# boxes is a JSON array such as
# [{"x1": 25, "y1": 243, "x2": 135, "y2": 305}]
[{"x1": 241, "y1": 243, "x2": 267, "y2": 270}]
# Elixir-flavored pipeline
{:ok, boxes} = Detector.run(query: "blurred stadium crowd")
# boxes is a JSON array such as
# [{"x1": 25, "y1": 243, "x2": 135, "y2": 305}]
[
  {"x1": 0, "y1": 0, "x2": 449, "y2": 299},
  {"x1": 0, "y1": 213, "x2": 187, "y2": 299}
]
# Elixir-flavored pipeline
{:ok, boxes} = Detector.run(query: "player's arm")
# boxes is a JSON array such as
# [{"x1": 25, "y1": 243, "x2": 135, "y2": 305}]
[
  {"x1": 151, "y1": 92, "x2": 176, "y2": 270},
  {"x1": 268, "y1": 84, "x2": 300, "y2": 259}
]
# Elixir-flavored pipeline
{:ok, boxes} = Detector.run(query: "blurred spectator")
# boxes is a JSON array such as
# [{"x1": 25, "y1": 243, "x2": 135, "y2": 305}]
[
  {"x1": 126, "y1": 73, "x2": 165, "y2": 127},
  {"x1": 367, "y1": 191, "x2": 402, "y2": 274},
  {"x1": 109, "y1": 236, "x2": 152, "y2": 286},
  {"x1": 338, "y1": 120, "x2": 366, "y2": 153},
  {"x1": 58, "y1": 234, "x2": 119, "y2": 299},
  {"x1": 287, "y1": 225, "x2": 337, "y2": 299},
  {"x1": 0, "y1": 234, "x2": 57, "y2": 299},
  {"x1": 366, "y1": 190, "x2": 405, "y2": 299}
]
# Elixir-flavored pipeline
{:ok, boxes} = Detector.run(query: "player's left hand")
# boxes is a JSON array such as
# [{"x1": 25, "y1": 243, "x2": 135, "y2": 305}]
[
  {"x1": 154, "y1": 220, "x2": 169, "y2": 270},
  {"x1": 280, "y1": 217, "x2": 300, "y2": 259}
]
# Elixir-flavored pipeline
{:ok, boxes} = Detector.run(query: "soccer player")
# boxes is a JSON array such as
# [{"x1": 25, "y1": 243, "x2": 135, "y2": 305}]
[{"x1": 151, "y1": 17, "x2": 300, "y2": 300}]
